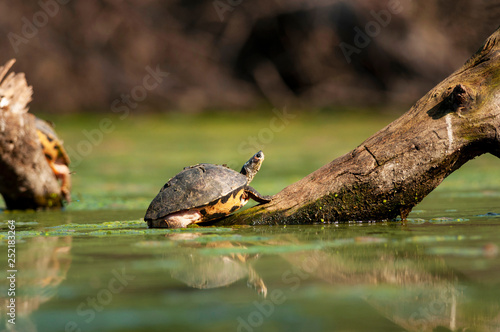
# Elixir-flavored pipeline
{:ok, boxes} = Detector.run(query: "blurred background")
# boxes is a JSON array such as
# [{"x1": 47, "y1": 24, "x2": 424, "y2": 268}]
[{"x1": 1, "y1": 0, "x2": 499, "y2": 113}]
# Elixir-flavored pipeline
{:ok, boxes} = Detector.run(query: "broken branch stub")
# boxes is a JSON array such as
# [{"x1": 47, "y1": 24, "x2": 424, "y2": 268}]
[{"x1": 0, "y1": 59, "x2": 65, "y2": 209}]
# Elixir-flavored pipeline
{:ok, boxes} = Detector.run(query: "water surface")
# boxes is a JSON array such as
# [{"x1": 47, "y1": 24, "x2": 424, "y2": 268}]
[{"x1": 1, "y1": 111, "x2": 499, "y2": 331}]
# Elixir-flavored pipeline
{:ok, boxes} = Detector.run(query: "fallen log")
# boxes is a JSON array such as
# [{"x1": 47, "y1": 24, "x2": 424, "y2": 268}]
[
  {"x1": 218, "y1": 26, "x2": 500, "y2": 226},
  {"x1": 0, "y1": 59, "x2": 65, "y2": 210}
]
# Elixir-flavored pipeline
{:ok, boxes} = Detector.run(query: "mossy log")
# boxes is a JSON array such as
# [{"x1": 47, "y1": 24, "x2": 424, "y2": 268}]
[
  {"x1": 0, "y1": 60, "x2": 64, "y2": 210},
  {"x1": 217, "y1": 27, "x2": 500, "y2": 226}
]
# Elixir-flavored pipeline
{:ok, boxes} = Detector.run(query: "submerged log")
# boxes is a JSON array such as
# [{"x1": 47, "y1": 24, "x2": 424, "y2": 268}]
[
  {"x1": 218, "y1": 27, "x2": 500, "y2": 226},
  {"x1": 0, "y1": 59, "x2": 65, "y2": 209}
]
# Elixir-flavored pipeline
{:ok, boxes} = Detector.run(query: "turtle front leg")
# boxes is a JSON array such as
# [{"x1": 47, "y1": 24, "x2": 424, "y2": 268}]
[
  {"x1": 49, "y1": 162, "x2": 71, "y2": 202},
  {"x1": 244, "y1": 186, "x2": 272, "y2": 203}
]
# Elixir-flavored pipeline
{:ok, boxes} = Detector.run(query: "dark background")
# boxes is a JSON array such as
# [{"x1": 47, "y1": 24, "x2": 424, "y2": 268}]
[{"x1": 1, "y1": 0, "x2": 499, "y2": 113}]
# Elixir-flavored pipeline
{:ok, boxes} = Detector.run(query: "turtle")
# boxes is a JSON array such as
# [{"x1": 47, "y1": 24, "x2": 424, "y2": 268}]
[
  {"x1": 35, "y1": 117, "x2": 71, "y2": 202},
  {"x1": 144, "y1": 150, "x2": 272, "y2": 228}
]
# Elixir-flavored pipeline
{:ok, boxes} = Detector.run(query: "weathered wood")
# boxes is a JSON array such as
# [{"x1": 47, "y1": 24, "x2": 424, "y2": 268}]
[
  {"x1": 218, "y1": 26, "x2": 500, "y2": 226},
  {"x1": 0, "y1": 60, "x2": 64, "y2": 209}
]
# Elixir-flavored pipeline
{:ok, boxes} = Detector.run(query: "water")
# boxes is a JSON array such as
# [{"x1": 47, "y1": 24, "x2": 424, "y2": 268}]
[{"x1": 1, "y1": 111, "x2": 499, "y2": 331}]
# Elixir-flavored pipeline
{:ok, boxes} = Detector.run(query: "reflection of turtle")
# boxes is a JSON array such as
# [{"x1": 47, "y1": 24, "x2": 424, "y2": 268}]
[
  {"x1": 169, "y1": 240, "x2": 267, "y2": 297},
  {"x1": 35, "y1": 117, "x2": 71, "y2": 202},
  {"x1": 145, "y1": 151, "x2": 272, "y2": 228}
]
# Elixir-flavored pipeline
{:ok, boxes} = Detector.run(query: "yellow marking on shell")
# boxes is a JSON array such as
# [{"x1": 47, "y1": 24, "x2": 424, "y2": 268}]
[
  {"x1": 37, "y1": 130, "x2": 58, "y2": 162},
  {"x1": 37, "y1": 130, "x2": 70, "y2": 165},
  {"x1": 198, "y1": 189, "x2": 245, "y2": 222},
  {"x1": 36, "y1": 129, "x2": 72, "y2": 201}
]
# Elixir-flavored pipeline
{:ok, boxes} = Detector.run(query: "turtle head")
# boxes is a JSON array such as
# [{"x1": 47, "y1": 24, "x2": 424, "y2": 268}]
[{"x1": 240, "y1": 150, "x2": 264, "y2": 184}]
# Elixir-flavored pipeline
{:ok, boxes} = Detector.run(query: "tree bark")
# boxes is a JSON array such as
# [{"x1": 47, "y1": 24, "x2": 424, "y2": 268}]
[
  {"x1": 217, "y1": 27, "x2": 500, "y2": 226},
  {"x1": 0, "y1": 59, "x2": 64, "y2": 209}
]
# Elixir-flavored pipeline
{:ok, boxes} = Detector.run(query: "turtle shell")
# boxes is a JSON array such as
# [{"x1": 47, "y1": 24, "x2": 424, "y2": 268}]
[
  {"x1": 35, "y1": 117, "x2": 70, "y2": 166},
  {"x1": 144, "y1": 163, "x2": 248, "y2": 222}
]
